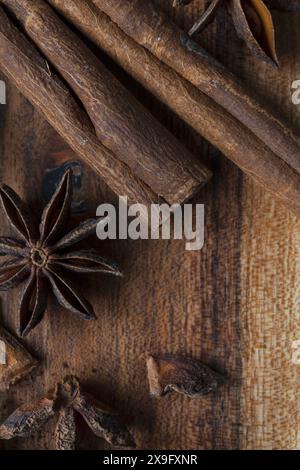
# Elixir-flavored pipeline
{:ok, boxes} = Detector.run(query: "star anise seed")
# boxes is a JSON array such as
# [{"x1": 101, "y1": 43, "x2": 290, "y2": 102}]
[
  {"x1": 175, "y1": 0, "x2": 300, "y2": 67},
  {"x1": 0, "y1": 375, "x2": 135, "y2": 450},
  {"x1": 0, "y1": 170, "x2": 122, "y2": 337}
]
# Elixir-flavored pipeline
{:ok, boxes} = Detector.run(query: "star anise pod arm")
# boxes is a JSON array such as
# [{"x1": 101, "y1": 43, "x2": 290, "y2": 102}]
[
  {"x1": 19, "y1": 268, "x2": 48, "y2": 337},
  {"x1": 0, "y1": 185, "x2": 38, "y2": 243},
  {"x1": 39, "y1": 168, "x2": 73, "y2": 247},
  {"x1": 50, "y1": 250, "x2": 122, "y2": 275},
  {"x1": 55, "y1": 407, "x2": 76, "y2": 451},
  {"x1": 230, "y1": 0, "x2": 278, "y2": 67},
  {"x1": 0, "y1": 237, "x2": 27, "y2": 257},
  {"x1": 73, "y1": 393, "x2": 136, "y2": 449},
  {"x1": 189, "y1": 0, "x2": 224, "y2": 37},
  {"x1": 0, "y1": 398, "x2": 55, "y2": 439},
  {"x1": 50, "y1": 218, "x2": 101, "y2": 252},
  {"x1": 0, "y1": 258, "x2": 29, "y2": 292},
  {"x1": 45, "y1": 266, "x2": 96, "y2": 321}
]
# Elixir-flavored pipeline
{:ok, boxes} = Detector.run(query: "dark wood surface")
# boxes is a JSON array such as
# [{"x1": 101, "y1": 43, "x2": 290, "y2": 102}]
[{"x1": 0, "y1": 0, "x2": 300, "y2": 450}]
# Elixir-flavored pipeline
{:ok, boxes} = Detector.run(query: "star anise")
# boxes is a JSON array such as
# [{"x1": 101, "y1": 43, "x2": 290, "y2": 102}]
[
  {"x1": 174, "y1": 0, "x2": 300, "y2": 67},
  {"x1": 0, "y1": 375, "x2": 135, "y2": 450},
  {"x1": 0, "y1": 170, "x2": 121, "y2": 337}
]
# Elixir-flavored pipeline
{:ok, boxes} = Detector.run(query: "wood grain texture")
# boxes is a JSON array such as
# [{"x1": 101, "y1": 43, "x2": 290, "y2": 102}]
[{"x1": 0, "y1": 0, "x2": 300, "y2": 450}]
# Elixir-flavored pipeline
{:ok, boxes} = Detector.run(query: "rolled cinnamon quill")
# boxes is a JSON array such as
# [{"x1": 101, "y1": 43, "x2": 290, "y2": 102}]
[
  {"x1": 47, "y1": 0, "x2": 300, "y2": 218},
  {"x1": 0, "y1": 0, "x2": 211, "y2": 206},
  {"x1": 0, "y1": 6, "x2": 158, "y2": 216},
  {"x1": 95, "y1": 0, "x2": 300, "y2": 176}
]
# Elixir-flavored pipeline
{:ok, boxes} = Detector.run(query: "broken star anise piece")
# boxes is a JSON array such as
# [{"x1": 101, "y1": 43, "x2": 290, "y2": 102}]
[
  {"x1": 147, "y1": 354, "x2": 224, "y2": 398},
  {"x1": 0, "y1": 170, "x2": 122, "y2": 337},
  {"x1": 0, "y1": 375, "x2": 135, "y2": 450},
  {"x1": 175, "y1": 0, "x2": 300, "y2": 67},
  {"x1": 0, "y1": 324, "x2": 37, "y2": 391}
]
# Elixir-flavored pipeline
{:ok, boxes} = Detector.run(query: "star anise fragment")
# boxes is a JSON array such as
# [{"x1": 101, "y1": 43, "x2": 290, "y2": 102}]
[
  {"x1": 147, "y1": 354, "x2": 224, "y2": 397},
  {"x1": 0, "y1": 170, "x2": 121, "y2": 337},
  {"x1": 0, "y1": 375, "x2": 135, "y2": 450},
  {"x1": 0, "y1": 324, "x2": 37, "y2": 391},
  {"x1": 175, "y1": 0, "x2": 300, "y2": 67}
]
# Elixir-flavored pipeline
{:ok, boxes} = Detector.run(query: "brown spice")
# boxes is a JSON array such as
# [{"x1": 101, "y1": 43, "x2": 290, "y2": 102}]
[
  {"x1": 0, "y1": 170, "x2": 121, "y2": 337},
  {"x1": 147, "y1": 354, "x2": 224, "y2": 398},
  {"x1": 48, "y1": 0, "x2": 300, "y2": 218},
  {"x1": 177, "y1": 0, "x2": 281, "y2": 67},
  {"x1": 0, "y1": 6, "x2": 159, "y2": 215},
  {"x1": 0, "y1": 324, "x2": 37, "y2": 391},
  {"x1": 1, "y1": 0, "x2": 211, "y2": 206},
  {"x1": 96, "y1": 0, "x2": 300, "y2": 176},
  {"x1": 179, "y1": 1, "x2": 300, "y2": 65},
  {"x1": 0, "y1": 375, "x2": 135, "y2": 450}
]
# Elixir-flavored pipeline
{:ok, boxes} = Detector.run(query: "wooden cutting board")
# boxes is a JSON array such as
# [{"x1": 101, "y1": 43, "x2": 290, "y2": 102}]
[{"x1": 0, "y1": 0, "x2": 299, "y2": 450}]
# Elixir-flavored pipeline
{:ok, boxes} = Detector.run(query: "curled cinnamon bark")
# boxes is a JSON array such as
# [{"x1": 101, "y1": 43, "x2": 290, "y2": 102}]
[
  {"x1": 0, "y1": 0, "x2": 211, "y2": 206},
  {"x1": 47, "y1": 0, "x2": 300, "y2": 218},
  {"x1": 95, "y1": 0, "x2": 300, "y2": 175},
  {"x1": 0, "y1": 5, "x2": 159, "y2": 216}
]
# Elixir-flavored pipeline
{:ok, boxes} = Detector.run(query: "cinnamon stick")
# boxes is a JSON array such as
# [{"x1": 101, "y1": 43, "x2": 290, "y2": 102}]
[
  {"x1": 47, "y1": 0, "x2": 300, "y2": 218},
  {"x1": 0, "y1": 0, "x2": 211, "y2": 206},
  {"x1": 95, "y1": 0, "x2": 300, "y2": 175},
  {"x1": 0, "y1": 5, "x2": 158, "y2": 217}
]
